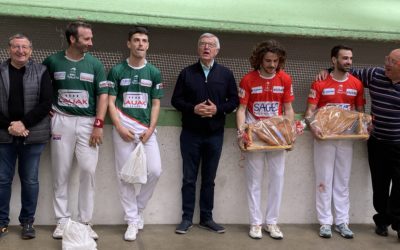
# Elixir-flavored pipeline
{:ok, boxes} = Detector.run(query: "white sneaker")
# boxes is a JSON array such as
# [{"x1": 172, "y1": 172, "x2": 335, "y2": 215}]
[
  {"x1": 249, "y1": 225, "x2": 262, "y2": 239},
  {"x1": 124, "y1": 224, "x2": 138, "y2": 241},
  {"x1": 52, "y1": 221, "x2": 67, "y2": 239},
  {"x1": 264, "y1": 224, "x2": 283, "y2": 239},
  {"x1": 84, "y1": 223, "x2": 99, "y2": 240},
  {"x1": 137, "y1": 211, "x2": 144, "y2": 230}
]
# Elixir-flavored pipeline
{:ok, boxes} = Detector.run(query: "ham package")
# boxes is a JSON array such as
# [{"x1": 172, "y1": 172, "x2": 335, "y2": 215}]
[
  {"x1": 239, "y1": 116, "x2": 296, "y2": 151},
  {"x1": 307, "y1": 106, "x2": 372, "y2": 139}
]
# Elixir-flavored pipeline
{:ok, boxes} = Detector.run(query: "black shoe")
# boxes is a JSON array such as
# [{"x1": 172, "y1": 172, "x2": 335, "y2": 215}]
[
  {"x1": 375, "y1": 224, "x2": 388, "y2": 237},
  {"x1": 175, "y1": 220, "x2": 193, "y2": 234},
  {"x1": 0, "y1": 225, "x2": 8, "y2": 238},
  {"x1": 199, "y1": 220, "x2": 225, "y2": 233},
  {"x1": 21, "y1": 223, "x2": 36, "y2": 239}
]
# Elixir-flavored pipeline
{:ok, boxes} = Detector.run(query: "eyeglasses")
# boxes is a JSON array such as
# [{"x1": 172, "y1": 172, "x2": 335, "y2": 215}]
[
  {"x1": 199, "y1": 42, "x2": 217, "y2": 48},
  {"x1": 10, "y1": 45, "x2": 31, "y2": 50},
  {"x1": 385, "y1": 56, "x2": 399, "y2": 66}
]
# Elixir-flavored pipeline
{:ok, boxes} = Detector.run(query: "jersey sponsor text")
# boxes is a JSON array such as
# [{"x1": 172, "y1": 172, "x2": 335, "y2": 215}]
[
  {"x1": 80, "y1": 73, "x2": 94, "y2": 83},
  {"x1": 346, "y1": 89, "x2": 357, "y2": 96},
  {"x1": 322, "y1": 88, "x2": 335, "y2": 95},
  {"x1": 253, "y1": 101, "x2": 279, "y2": 117},
  {"x1": 156, "y1": 83, "x2": 164, "y2": 89},
  {"x1": 326, "y1": 103, "x2": 351, "y2": 110},
  {"x1": 140, "y1": 79, "x2": 152, "y2": 87},
  {"x1": 54, "y1": 71, "x2": 66, "y2": 80},
  {"x1": 251, "y1": 86, "x2": 263, "y2": 94},
  {"x1": 99, "y1": 81, "x2": 109, "y2": 88},
  {"x1": 273, "y1": 86, "x2": 284, "y2": 93},
  {"x1": 123, "y1": 92, "x2": 148, "y2": 109},
  {"x1": 58, "y1": 89, "x2": 89, "y2": 108},
  {"x1": 120, "y1": 78, "x2": 131, "y2": 86}
]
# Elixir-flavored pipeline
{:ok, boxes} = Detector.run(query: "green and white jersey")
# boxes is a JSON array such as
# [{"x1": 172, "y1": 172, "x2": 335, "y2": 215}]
[
  {"x1": 43, "y1": 51, "x2": 109, "y2": 116},
  {"x1": 108, "y1": 60, "x2": 164, "y2": 126}
]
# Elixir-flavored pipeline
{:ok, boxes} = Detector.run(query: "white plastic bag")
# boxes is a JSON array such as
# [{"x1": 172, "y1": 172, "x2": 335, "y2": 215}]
[
  {"x1": 120, "y1": 142, "x2": 147, "y2": 184},
  {"x1": 62, "y1": 219, "x2": 97, "y2": 250}
]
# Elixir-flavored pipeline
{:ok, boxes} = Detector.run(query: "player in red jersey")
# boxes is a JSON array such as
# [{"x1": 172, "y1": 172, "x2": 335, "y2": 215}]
[
  {"x1": 305, "y1": 45, "x2": 365, "y2": 239},
  {"x1": 236, "y1": 40, "x2": 294, "y2": 240}
]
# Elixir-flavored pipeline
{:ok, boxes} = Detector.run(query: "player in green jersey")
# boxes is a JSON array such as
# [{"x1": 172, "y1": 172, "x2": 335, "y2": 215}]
[
  {"x1": 43, "y1": 21, "x2": 109, "y2": 240},
  {"x1": 108, "y1": 27, "x2": 163, "y2": 241}
]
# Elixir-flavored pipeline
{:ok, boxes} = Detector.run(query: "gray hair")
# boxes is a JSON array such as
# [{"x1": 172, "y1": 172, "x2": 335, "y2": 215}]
[
  {"x1": 198, "y1": 33, "x2": 220, "y2": 49},
  {"x1": 8, "y1": 33, "x2": 33, "y2": 47}
]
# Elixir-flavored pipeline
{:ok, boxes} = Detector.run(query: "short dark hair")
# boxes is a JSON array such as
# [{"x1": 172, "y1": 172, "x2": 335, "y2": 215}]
[
  {"x1": 128, "y1": 27, "x2": 149, "y2": 41},
  {"x1": 331, "y1": 45, "x2": 353, "y2": 58},
  {"x1": 249, "y1": 40, "x2": 286, "y2": 71},
  {"x1": 65, "y1": 21, "x2": 92, "y2": 45},
  {"x1": 8, "y1": 33, "x2": 32, "y2": 47}
]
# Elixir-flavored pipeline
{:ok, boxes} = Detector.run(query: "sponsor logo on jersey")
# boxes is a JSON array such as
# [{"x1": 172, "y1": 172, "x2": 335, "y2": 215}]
[
  {"x1": 346, "y1": 89, "x2": 357, "y2": 96},
  {"x1": 337, "y1": 84, "x2": 344, "y2": 94},
  {"x1": 309, "y1": 89, "x2": 316, "y2": 98},
  {"x1": 264, "y1": 82, "x2": 271, "y2": 92},
  {"x1": 58, "y1": 89, "x2": 89, "y2": 108},
  {"x1": 99, "y1": 81, "x2": 109, "y2": 88},
  {"x1": 251, "y1": 86, "x2": 263, "y2": 94},
  {"x1": 54, "y1": 72, "x2": 66, "y2": 80},
  {"x1": 133, "y1": 75, "x2": 139, "y2": 84},
  {"x1": 253, "y1": 101, "x2": 279, "y2": 117},
  {"x1": 80, "y1": 73, "x2": 94, "y2": 83},
  {"x1": 326, "y1": 103, "x2": 351, "y2": 110},
  {"x1": 52, "y1": 134, "x2": 62, "y2": 140},
  {"x1": 156, "y1": 83, "x2": 164, "y2": 89},
  {"x1": 238, "y1": 88, "x2": 245, "y2": 98},
  {"x1": 120, "y1": 78, "x2": 131, "y2": 86},
  {"x1": 67, "y1": 68, "x2": 78, "y2": 79},
  {"x1": 140, "y1": 79, "x2": 152, "y2": 87},
  {"x1": 322, "y1": 88, "x2": 335, "y2": 95},
  {"x1": 123, "y1": 92, "x2": 148, "y2": 109},
  {"x1": 273, "y1": 86, "x2": 284, "y2": 94}
]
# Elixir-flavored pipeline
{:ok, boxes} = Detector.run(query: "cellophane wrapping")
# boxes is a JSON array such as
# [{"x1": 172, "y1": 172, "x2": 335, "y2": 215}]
[
  {"x1": 307, "y1": 106, "x2": 372, "y2": 139},
  {"x1": 239, "y1": 116, "x2": 296, "y2": 151}
]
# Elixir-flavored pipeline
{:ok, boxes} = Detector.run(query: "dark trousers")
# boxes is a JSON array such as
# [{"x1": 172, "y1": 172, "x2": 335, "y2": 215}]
[
  {"x1": 180, "y1": 128, "x2": 223, "y2": 222},
  {"x1": 368, "y1": 136, "x2": 400, "y2": 230},
  {"x1": 0, "y1": 138, "x2": 46, "y2": 226}
]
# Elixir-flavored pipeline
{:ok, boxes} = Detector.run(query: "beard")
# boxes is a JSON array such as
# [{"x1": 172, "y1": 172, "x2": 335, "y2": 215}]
[
  {"x1": 336, "y1": 63, "x2": 351, "y2": 73},
  {"x1": 74, "y1": 42, "x2": 90, "y2": 54},
  {"x1": 261, "y1": 65, "x2": 277, "y2": 74}
]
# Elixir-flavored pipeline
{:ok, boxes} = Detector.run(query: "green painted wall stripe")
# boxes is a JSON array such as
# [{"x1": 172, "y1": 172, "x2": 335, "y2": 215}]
[{"x1": 0, "y1": 0, "x2": 400, "y2": 41}]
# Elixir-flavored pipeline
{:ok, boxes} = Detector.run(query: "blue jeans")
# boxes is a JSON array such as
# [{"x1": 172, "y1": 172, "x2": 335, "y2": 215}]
[
  {"x1": 0, "y1": 138, "x2": 46, "y2": 226},
  {"x1": 180, "y1": 128, "x2": 224, "y2": 222}
]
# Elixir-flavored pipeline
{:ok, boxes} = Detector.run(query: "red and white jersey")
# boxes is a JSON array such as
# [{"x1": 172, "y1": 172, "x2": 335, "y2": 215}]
[
  {"x1": 239, "y1": 70, "x2": 294, "y2": 120},
  {"x1": 307, "y1": 74, "x2": 365, "y2": 110}
]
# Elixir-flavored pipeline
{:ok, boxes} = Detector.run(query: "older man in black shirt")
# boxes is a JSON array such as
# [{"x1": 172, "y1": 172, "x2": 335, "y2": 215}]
[
  {"x1": 172, "y1": 33, "x2": 239, "y2": 234},
  {"x1": 0, "y1": 34, "x2": 52, "y2": 239}
]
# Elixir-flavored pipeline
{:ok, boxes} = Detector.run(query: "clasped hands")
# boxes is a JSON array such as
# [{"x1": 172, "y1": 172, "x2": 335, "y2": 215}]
[
  {"x1": 116, "y1": 125, "x2": 153, "y2": 144},
  {"x1": 8, "y1": 121, "x2": 29, "y2": 137},
  {"x1": 194, "y1": 99, "x2": 217, "y2": 118}
]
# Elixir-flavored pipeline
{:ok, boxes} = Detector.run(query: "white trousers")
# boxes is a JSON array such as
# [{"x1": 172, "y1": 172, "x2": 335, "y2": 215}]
[
  {"x1": 245, "y1": 150, "x2": 286, "y2": 225},
  {"x1": 112, "y1": 113, "x2": 162, "y2": 225},
  {"x1": 51, "y1": 113, "x2": 98, "y2": 223},
  {"x1": 314, "y1": 139, "x2": 353, "y2": 225}
]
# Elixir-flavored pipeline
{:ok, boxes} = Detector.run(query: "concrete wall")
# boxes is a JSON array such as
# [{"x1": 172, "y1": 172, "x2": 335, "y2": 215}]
[{"x1": 8, "y1": 126, "x2": 373, "y2": 225}]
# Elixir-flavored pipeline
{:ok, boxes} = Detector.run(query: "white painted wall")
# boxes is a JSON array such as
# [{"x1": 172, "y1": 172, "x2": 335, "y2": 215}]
[{"x1": 8, "y1": 126, "x2": 374, "y2": 225}]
